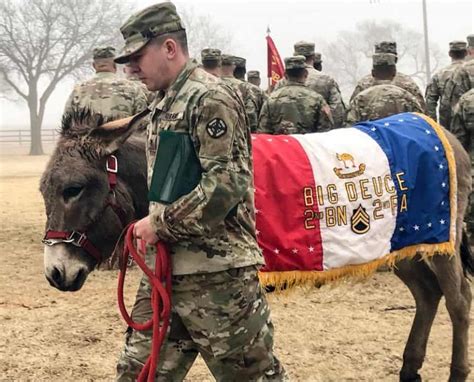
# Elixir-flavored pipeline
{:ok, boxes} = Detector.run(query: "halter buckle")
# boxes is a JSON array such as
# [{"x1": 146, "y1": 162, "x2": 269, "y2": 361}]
[{"x1": 66, "y1": 231, "x2": 87, "y2": 247}]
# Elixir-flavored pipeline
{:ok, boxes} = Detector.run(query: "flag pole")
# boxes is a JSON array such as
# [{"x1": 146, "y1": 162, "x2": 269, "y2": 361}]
[{"x1": 267, "y1": 26, "x2": 271, "y2": 90}]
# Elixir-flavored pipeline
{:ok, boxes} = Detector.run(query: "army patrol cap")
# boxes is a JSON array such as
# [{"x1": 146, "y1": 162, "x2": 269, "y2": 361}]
[
  {"x1": 233, "y1": 56, "x2": 246, "y2": 68},
  {"x1": 314, "y1": 52, "x2": 322, "y2": 63},
  {"x1": 285, "y1": 55, "x2": 306, "y2": 70},
  {"x1": 115, "y1": 2, "x2": 185, "y2": 64},
  {"x1": 375, "y1": 41, "x2": 397, "y2": 55},
  {"x1": 467, "y1": 34, "x2": 474, "y2": 48},
  {"x1": 247, "y1": 70, "x2": 260, "y2": 79},
  {"x1": 449, "y1": 40, "x2": 467, "y2": 51},
  {"x1": 93, "y1": 46, "x2": 116, "y2": 60},
  {"x1": 201, "y1": 48, "x2": 221, "y2": 62},
  {"x1": 293, "y1": 41, "x2": 315, "y2": 57},
  {"x1": 221, "y1": 54, "x2": 235, "y2": 65},
  {"x1": 372, "y1": 53, "x2": 397, "y2": 67}
]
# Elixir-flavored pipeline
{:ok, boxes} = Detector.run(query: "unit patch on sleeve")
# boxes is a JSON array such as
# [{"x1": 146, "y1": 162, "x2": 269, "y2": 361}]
[{"x1": 206, "y1": 118, "x2": 227, "y2": 138}]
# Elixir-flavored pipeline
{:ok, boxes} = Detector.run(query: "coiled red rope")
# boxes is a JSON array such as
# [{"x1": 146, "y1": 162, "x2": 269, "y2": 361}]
[{"x1": 117, "y1": 223, "x2": 172, "y2": 382}]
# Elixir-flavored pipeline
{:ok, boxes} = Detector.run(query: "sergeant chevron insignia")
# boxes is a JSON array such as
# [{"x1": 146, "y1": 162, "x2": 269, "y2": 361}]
[{"x1": 351, "y1": 204, "x2": 370, "y2": 234}]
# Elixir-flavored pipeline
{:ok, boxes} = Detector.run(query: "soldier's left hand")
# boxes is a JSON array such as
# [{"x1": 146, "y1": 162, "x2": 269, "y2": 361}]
[{"x1": 133, "y1": 215, "x2": 159, "y2": 245}]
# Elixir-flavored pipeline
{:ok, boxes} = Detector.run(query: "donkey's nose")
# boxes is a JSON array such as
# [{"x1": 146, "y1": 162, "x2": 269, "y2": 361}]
[{"x1": 46, "y1": 265, "x2": 64, "y2": 289}]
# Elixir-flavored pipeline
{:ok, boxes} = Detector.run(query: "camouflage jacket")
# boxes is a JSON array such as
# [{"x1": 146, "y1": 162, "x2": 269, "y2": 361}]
[
  {"x1": 346, "y1": 83, "x2": 424, "y2": 125},
  {"x1": 350, "y1": 72, "x2": 426, "y2": 112},
  {"x1": 274, "y1": 66, "x2": 346, "y2": 128},
  {"x1": 451, "y1": 88, "x2": 474, "y2": 165},
  {"x1": 247, "y1": 82, "x2": 268, "y2": 116},
  {"x1": 257, "y1": 80, "x2": 334, "y2": 134},
  {"x1": 441, "y1": 59, "x2": 474, "y2": 127},
  {"x1": 64, "y1": 72, "x2": 148, "y2": 119},
  {"x1": 147, "y1": 60, "x2": 264, "y2": 275},
  {"x1": 425, "y1": 60, "x2": 464, "y2": 126},
  {"x1": 221, "y1": 76, "x2": 259, "y2": 132}
]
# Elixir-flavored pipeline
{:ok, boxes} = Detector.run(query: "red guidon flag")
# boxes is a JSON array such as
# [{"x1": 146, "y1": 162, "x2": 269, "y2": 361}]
[{"x1": 266, "y1": 29, "x2": 284, "y2": 87}]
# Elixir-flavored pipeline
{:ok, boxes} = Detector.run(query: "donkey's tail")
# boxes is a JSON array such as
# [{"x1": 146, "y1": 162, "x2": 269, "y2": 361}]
[{"x1": 460, "y1": 229, "x2": 474, "y2": 278}]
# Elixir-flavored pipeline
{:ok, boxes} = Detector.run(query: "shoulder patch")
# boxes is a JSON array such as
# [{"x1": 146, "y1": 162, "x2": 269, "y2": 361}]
[{"x1": 206, "y1": 118, "x2": 227, "y2": 139}]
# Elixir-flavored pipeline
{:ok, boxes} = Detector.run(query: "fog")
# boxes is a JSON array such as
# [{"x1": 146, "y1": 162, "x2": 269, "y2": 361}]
[{"x1": 0, "y1": 0, "x2": 472, "y2": 130}]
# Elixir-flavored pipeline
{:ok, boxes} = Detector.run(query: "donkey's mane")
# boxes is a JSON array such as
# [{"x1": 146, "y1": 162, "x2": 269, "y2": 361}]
[{"x1": 61, "y1": 108, "x2": 115, "y2": 139}]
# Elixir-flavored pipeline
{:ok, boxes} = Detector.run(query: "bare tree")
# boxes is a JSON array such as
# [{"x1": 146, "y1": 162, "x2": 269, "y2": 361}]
[{"x1": 0, "y1": 0, "x2": 129, "y2": 155}]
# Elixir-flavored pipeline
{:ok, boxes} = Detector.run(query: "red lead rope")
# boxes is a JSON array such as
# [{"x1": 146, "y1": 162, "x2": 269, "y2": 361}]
[{"x1": 117, "y1": 223, "x2": 172, "y2": 382}]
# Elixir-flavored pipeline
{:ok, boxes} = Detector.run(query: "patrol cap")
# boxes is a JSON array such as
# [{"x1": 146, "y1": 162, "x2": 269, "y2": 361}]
[
  {"x1": 221, "y1": 54, "x2": 235, "y2": 65},
  {"x1": 115, "y1": 2, "x2": 185, "y2": 64},
  {"x1": 293, "y1": 41, "x2": 315, "y2": 57},
  {"x1": 314, "y1": 52, "x2": 322, "y2": 63},
  {"x1": 247, "y1": 70, "x2": 260, "y2": 79},
  {"x1": 285, "y1": 55, "x2": 306, "y2": 70},
  {"x1": 375, "y1": 41, "x2": 397, "y2": 55},
  {"x1": 467, "y1": 34, "x2": 474, "y2": 48},
  {"x1": 93, "y1": 46, "x2": 116, "y2": 60},
  {"x1": 201, "y1": 48, "x2": 221, "y2": 62},
  {"x1": 372, "y1": 53, "x2": 397, "y2": 67},
  {"x1": 233, "y1": 56, "x2": 246, "y2": 68},
  {"x1": 449, "y1": 40, "x2": 467, "y2": 51}
]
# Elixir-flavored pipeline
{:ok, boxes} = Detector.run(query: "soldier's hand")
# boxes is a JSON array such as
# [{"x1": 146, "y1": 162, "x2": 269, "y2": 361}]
[{"x1": 133, "y1": 215, "x2": 159, "y2": 245}]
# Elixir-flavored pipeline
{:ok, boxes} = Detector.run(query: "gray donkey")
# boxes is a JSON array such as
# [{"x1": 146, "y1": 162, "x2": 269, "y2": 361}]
[{"x1": 40, "y1": 109, "x2": 472, "y2": 382}]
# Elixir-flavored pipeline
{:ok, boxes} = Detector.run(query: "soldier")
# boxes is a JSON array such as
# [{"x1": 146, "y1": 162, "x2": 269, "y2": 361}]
[
  {"x1": 247, "y1": 70, "x2": 262, "y2": 87},
  {"x1": 441, "y1": 34, "x2": 474, "y2": 127},
  {"x1": 258, "y1": 55, "x2": 334, "y2": 134},
  {"x1": 64, "y1": 46, "x2": 148, "y2": 119},
  {"x1": 346, "y1": 53, "x2": 423, "y2": 124},
  {"x1": 114, "y1": 2, "x2": 287, "y2": 381},
  {"x1": 220, "y1": 55, "x2": 259, "y2": 132},
  {"x1": 450, "y1": 88, "x2": 474, "y2": 246},
  {"x1": 350, "y1": 41, "x2": 426, "y2": 111},
  {"x1": 247, "y1": 70, "x2": 269, "y2": 114},
  {"x1": 425, "y1": 40, "x2": 467, "y2": 127},
  {"x1": 200, "y1": 48, "x2": 221, "y2": 77},
  {"x1": 313, "y1": 52, "x2": 322, "y2": 72}
]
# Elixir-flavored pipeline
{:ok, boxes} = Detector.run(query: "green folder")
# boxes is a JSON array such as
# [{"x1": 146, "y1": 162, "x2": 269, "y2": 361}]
[{"x1": 148, "y1": 131, "x2": 202, "y2": 204}]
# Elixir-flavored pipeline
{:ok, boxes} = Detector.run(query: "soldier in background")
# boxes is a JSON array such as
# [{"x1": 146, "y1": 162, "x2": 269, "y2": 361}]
[
  {"x1": 247, "y1": 70, "x2": 268, "y2": 114},
  {"x1": 64, "y1": 46, "x2": 148, "y2": 119},
  {"x1": 425, "y1": 40, "x2": 467, "y2": 127},
  {"x1": 313, "y1": 52, "x2": 322, "y2": 72},
  {"x1": 450, "y1": 88, "x2": 474, "y2": 247},
  {"x1": 346, "y1": 53, "x2": 423, "y2": 124},
  {"x1": 200, "y1": 48, "x2": 221, "y2": 77},
  {"x1": 258, "y1": 55, "x2": 333, "y2": 134},
  {"x1": 247, "y1": 70, "x2": 262, "y2": 87},
  {"x1": 350, "y1": 41, "x2": 426, "y2": 111},
  {"x1": 442, "y1": 34, "x2": 474, "y2": 126}
]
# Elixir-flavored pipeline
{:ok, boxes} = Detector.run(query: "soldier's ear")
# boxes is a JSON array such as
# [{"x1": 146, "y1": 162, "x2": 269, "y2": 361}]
[{"x1": 89, "y1": 109, "x2": 150, "y2": 155}]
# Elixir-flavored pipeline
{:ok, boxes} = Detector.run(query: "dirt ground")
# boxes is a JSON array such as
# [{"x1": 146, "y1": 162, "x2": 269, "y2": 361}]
[{"x1": 0, "y1": 152, "x2": 472, "y2": 382}]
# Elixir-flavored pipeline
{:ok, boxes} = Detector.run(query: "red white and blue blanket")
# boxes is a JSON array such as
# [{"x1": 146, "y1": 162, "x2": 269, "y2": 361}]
[{"x1": 252, "y1": 113, "x2": 457, "y2": 286}]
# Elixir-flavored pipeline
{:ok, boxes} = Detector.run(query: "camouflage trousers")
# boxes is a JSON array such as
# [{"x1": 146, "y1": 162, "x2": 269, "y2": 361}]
[{"x1": 116, "y1": 257, "x2": 287, "y2": 381}]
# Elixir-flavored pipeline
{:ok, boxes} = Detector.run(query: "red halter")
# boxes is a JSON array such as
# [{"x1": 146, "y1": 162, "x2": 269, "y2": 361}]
[{"x1": 42, "y1": 155, "x2": 128, "y2": 265}]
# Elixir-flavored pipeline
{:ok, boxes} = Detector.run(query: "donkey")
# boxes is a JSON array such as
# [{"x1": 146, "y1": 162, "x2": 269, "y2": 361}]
[{"x1": 40, "y1": 109, "x2": 472, "y2": 381}]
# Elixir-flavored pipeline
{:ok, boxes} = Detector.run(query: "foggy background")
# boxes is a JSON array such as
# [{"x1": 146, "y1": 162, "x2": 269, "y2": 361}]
[{"x1": 0, "y1": 0, "x2": 472, "y2": 130}]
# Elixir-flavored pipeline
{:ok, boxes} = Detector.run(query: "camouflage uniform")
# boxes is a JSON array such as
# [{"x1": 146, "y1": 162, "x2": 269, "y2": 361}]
[
  {"x1": 274, "y1": 42, "x2": 345, "y2": 128},
  {"x1": 258, "y1": 56, "x2": 334, "y2": 134},
  {"x1": 64, "y1": 47, "x2": 148, "y2": 119},
  {"x1": 346, "y1": 83, "x2": 424, "y2": 124},
  {"x1": 450, "y1": 88, "x2": 474, "y2": 243},
  {"x1": 350, "y1": 41, "x2": 426, "y2": 112},
  {"x1": 247, "y1": 70, "x2": 268, "y2": 116},
  {"x1": 113, "y1": 4, "x2": 286, "y2": 381},
  {"x1": 425, "y1": 41, "x2": 467, "y2": 127}
]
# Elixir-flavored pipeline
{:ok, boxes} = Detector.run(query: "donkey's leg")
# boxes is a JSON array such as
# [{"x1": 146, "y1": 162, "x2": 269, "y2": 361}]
[
  {"x1": 395, "y1": 258, "x2": 443, "y2": 382},
  {"x1": 428, "y1": 253, "x2": 472, "y2": 382}
]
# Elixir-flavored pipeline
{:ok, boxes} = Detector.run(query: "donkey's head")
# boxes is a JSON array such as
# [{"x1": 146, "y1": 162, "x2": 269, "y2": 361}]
[{"x1": 40, "y1": 109, "x2": 148, "y2": 291}]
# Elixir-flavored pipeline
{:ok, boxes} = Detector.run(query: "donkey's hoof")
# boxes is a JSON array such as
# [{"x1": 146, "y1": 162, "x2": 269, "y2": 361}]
[{"x1": 400, "y1": 372, "x2": 421, "y2": 382}]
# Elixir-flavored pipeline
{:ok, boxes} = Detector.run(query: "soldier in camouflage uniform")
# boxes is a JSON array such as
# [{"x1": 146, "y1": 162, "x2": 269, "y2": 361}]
[
  {"x1": 441, "y1": 35, "x2": 474, "y2": 127},
  {"x1": 258, "y1": 55, "x2": 334, "y2": 134},
  {"x1": 451, "y1": 88, "x2": 474, "y2": 246},
  {"x1": 275, "y1": 41, "x2": 345, "y2": 127},
  {"x1": 346, "y1": 53, "x2": 423, "y2": 124},
  {"x1": 113, "y1": 3, "x2": 287, "y2": 381},
  {"x1": 64, "y1": 46, "x2": 148, "y2": 119},
  {"x1": 247, "y1": 70, "x2": 262, "y2": 87},
  {"x1": 247, "y1": 70, "x2": 269, "y2": 114},
  {"x1": 350, "y1": 41, "x2": 427, "y2": 112},
  {"x1": 201, "y1": 48, "x2": 221, "y2": 77},
  {"x1": 425, "y1": 40, "x2": 467, "y2": 127},
  {"x1": 220, "y1": 55, "x2": 260, "y2": 132}
]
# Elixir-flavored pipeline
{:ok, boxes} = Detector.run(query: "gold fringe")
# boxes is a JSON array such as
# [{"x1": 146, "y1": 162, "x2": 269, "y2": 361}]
[{"x1": 259, "y1": 113, "x2": 458, "y2": 291}]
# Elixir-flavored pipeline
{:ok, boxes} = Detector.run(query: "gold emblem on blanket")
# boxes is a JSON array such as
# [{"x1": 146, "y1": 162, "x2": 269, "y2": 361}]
[
  {"x1": 333, "y1": 152, "x2": 366, "y2": 179},
  {"x1": 351, "y1": 204, "x2": 370, "y2": 234}
]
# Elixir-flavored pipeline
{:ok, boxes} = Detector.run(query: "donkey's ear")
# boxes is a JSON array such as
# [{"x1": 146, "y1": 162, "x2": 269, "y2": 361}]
[{"x1": 88, "y1": 109, "x2": 150, "y2": 155}]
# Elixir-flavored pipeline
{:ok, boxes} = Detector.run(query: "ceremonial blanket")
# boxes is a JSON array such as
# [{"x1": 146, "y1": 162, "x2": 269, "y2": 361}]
[{"x1": 252, "y1": 113, "x2": 457, "y2": 287}]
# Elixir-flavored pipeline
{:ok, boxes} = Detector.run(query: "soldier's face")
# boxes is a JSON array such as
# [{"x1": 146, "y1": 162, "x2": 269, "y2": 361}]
[{"x1": 128, "y1": 40, "x2": 173, "y2": 91}]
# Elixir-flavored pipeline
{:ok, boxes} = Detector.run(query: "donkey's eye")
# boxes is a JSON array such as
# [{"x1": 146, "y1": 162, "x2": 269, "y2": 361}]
[{"x1": 63, "y1": 186, "x2": 83, "y2": 200}]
